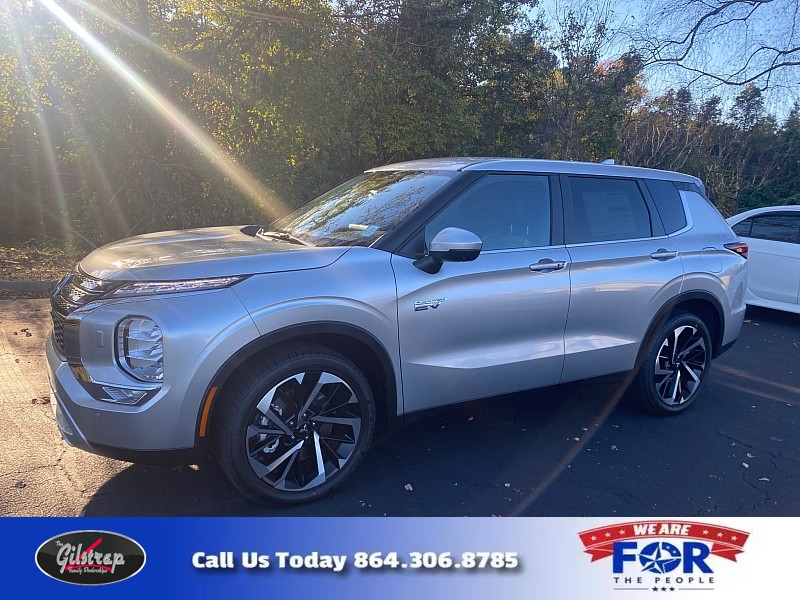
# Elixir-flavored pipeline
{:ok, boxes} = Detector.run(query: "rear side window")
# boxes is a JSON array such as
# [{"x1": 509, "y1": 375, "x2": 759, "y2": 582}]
[
  {"x1": 645, "y1": 179, "x2": 687, "y2": 234},
  {"x1": 731, "y1": 219, "x2": 753, "y2": 237},
  {"x1": 567, "y1": 177, "x2": 652, "y2": 243},
  {"x1": 740, "y1": 214, "x2": 800, "y2": 243}
]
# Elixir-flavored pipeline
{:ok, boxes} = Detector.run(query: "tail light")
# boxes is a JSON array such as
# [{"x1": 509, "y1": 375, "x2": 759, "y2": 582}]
[{"x1": 724, "y1": 242, "x2": 748, "y2": 259}]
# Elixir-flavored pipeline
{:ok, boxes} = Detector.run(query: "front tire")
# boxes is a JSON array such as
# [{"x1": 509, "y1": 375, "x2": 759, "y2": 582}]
[
  {"x1": 214, "y1": 344, "x2": 376, "y2": 505},
  {"x1": 633, "y1": 312, "x2": 712, "y2": 416}
]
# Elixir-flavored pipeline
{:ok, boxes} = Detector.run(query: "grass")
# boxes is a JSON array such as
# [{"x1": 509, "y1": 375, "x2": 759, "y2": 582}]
[{"x1": 0, "y1": 242, "x2": 86, "y2": 281}]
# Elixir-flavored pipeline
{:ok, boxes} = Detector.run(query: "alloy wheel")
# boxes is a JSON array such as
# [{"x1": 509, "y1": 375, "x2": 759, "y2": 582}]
[
  {"x1": 245, "y1": 371, "x2": 362, "y2": 492},
  {"x1": 653, "y1": 325, "x2": 708, "y2": 406}
]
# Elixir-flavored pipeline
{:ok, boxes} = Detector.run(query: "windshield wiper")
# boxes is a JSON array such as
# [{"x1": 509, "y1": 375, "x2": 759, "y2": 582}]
[{"x1": 255, "y1": 228, "x2": 311, "y2": 246}]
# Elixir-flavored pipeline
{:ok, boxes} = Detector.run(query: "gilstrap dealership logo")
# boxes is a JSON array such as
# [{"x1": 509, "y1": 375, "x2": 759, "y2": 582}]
[
  {"x1": 578, "y1": 521, "x2": 749, "y2": 593},
  {"x1": 36, "y1": 530, "x2": 146, "y2": 585}
]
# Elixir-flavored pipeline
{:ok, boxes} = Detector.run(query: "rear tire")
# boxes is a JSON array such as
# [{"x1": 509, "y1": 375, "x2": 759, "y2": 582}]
[
  {"x1": 214, "y1": 344, "x2": 375, "y2": 505},
  {"x1": 632, "y1": 312, "x2": 712, "y2": 416}
]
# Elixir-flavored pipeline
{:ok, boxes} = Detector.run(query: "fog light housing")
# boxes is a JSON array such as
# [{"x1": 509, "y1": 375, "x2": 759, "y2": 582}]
[
  {"x1": 101, "y1": 386, "x2": 151, "y2": 405},
  {"x1": 116, "y1": 317, "x2": 164, "y2": 382}
]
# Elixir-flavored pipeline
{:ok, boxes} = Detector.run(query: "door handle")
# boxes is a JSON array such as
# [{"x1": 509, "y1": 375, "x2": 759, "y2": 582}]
[
  {"x1": 650, "y1": 249, "x2": 678, "y2": 261},
  {"x1": 529, "y1": 259, "x2": 568, "y2": 272}
]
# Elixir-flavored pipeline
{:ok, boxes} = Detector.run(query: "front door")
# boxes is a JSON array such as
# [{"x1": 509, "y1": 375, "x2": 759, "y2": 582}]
[{"x1": 392, "y1": 173, "x2": 571, "y2": 413}]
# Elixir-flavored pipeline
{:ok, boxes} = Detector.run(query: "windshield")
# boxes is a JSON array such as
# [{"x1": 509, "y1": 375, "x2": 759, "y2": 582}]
[{"x1": 268, "y1": 170, "x2": 455, "y2": 247}]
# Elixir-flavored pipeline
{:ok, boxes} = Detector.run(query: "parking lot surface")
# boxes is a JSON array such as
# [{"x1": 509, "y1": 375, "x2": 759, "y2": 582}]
[{"x1": 1, "y1": 299, "x2": 797, "y2": 516}]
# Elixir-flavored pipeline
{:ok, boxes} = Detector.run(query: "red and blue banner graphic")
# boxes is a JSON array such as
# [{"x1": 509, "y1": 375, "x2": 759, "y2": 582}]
[
  {"x1": 577, "y1": 520, "x2": 752, "y2": 594},
  {"x1": 579, "y1": 520, "x2": 750, "y2": 562}
]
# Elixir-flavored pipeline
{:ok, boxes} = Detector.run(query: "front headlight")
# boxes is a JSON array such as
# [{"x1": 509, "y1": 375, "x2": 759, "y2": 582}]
[
  {"x1": 108, "y1": 275, "x2": 247, "y2": 298},
  {"x1": 116, "y1": 317, "x2": 164, "y2": 382}
]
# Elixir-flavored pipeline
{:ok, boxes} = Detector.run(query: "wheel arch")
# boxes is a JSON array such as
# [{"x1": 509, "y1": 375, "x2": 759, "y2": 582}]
[
  {"x1": 195, "y1": 322, "x2": 400, "y2": 450},
  {"x1": 644, "y1": 291, "x2": 725, "y2": 361}
]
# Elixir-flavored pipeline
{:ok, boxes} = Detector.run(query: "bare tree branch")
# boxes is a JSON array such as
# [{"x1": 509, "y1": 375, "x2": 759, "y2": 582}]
[{"x1": 632, "y1": 0, "x2": 800, "y2": 90}]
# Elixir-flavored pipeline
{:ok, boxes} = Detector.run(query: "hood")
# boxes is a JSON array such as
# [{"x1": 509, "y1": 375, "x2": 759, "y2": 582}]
[{"x1": 79, "y1": 226, "x2": 349, "y2": 282}]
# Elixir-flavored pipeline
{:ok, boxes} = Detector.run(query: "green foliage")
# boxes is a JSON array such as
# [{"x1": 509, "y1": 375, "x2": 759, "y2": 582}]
[{"x1": 0, "y1": 0, "x2": 796, "y2": 248}]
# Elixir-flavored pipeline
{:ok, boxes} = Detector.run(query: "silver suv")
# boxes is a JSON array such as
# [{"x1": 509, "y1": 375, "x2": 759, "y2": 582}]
[{"x1": 47, "y1": 158, "x2": 749, "y2": 504}]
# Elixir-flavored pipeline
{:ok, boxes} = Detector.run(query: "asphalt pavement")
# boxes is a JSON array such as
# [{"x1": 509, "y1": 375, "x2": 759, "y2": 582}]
[{"x1": 1, "y1": 298, "x2": 797, "y2": 516}]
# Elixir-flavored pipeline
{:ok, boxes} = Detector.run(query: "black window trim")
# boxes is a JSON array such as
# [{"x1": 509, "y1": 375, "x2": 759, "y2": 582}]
[{"x1": 672, "y1": 180, "x2": 707, "y2": 200}]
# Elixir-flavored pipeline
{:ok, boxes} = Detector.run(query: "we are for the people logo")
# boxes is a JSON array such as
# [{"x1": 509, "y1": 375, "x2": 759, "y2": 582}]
[{"x1": 578, "y1": 521, "x2": 749, "y2": 593}]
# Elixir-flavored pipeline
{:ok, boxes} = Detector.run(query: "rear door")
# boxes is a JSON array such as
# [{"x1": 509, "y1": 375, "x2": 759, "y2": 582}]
[{"x1": 560, "y1": 175, "x2": 685, "y2": 381}]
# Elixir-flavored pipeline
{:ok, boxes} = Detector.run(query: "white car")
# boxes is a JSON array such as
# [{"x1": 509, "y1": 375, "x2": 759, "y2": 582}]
[{"x1": 727, "y1": 205, "x2": 800, "y2": 314}]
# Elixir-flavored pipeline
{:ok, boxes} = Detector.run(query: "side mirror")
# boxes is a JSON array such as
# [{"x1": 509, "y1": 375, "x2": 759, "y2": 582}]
[{"x1": 413, "y1": 227, "x2": 483, "y2": 274}]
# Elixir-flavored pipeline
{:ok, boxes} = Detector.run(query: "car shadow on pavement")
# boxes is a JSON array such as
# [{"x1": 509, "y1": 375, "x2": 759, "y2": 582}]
[
  {"x1": 745, "y1": 305, "x2": 800, "y2": 327},
  {"x1": 79, "y1": 378, "x2": 634, "y2": 517}
]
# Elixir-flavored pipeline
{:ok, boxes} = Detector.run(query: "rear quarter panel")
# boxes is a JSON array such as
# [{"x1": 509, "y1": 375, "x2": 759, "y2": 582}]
[{"x1": 673, "y1": 191, "x2": 748, "y2": 348}]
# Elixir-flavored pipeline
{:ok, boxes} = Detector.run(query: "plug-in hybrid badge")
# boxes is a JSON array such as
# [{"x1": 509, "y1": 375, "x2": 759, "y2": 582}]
[{"x1": 414, "y1": 298, "x2": 447, "y2": 311}]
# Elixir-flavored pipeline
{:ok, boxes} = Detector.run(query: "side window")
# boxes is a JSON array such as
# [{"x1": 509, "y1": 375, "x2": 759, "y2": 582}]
[
  {"x1": 425, "y1": 174, "x2": 551, "y2": 251},
  {"x1": 644, "y1": 179, "x2": 687, "y2": 234},
  {"x1": 731, "y1": 218, "x2": 753, "y2": 237},
  {"x1": 749, "y1": 214, "x2": 800, "y2": 243},
  {"x1": 568, "y1": 177, "x2": 652, "y2": 243}
]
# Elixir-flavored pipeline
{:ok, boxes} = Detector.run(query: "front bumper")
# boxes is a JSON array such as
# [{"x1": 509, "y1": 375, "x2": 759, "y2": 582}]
[
  {"x1": 44, "y1": 285, "x2": 262, "y2": 464},
  {"x1": 46, "y1": 333, "x2": 201, "y2": 464}
]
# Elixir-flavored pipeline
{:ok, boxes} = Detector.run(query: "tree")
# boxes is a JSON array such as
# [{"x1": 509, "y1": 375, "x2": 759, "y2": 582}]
[
  {"x1": 536, "y1": 5, "x2": 644, "y2": 161},
  {"x1": 469, "y1": 30, "x2": 557, "y2": 157},
  {"x1": 633, "y1": 0, "x2": 800, "y2": 91},
  {"x1": 770, "y1": 104, "x2": 800, "y2": 205},
  {"x1": 729, "y1": 83, "x2": 765, "y2": 131}
]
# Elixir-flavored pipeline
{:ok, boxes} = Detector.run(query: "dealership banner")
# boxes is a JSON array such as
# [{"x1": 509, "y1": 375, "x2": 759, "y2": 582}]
[{"x1": 1, "y1": 517, "x2": 792, "y2": 598}]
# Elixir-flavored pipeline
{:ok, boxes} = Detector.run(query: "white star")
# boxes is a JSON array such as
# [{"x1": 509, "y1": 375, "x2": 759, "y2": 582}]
[
  {"x1": 731, "y1": 536, "x2": 738, "y2": 541},
  {"x1": 605, "y1": 532, "x2": 612, "y2": 538},
  {"x1": 591, "y1": 535, "x2": 597, "y2": 541},
  {"x1": 717, "y1": 532, "x2": 724, "y2": 538},
  {"x1": 702, "y1": 529, "x2": 710, "y2": 535}
]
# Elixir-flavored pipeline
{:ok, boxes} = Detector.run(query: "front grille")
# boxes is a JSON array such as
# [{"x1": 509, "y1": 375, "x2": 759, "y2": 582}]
[
  {"x1": 52, "y1": 311, "x2": 65, "y2": 351},
  {"x1": 50, "y1": 269, "x2": 115, "y2": 354},
  {"x1": 51, "y1": 295, "x2": 71, "y2": 315}
]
